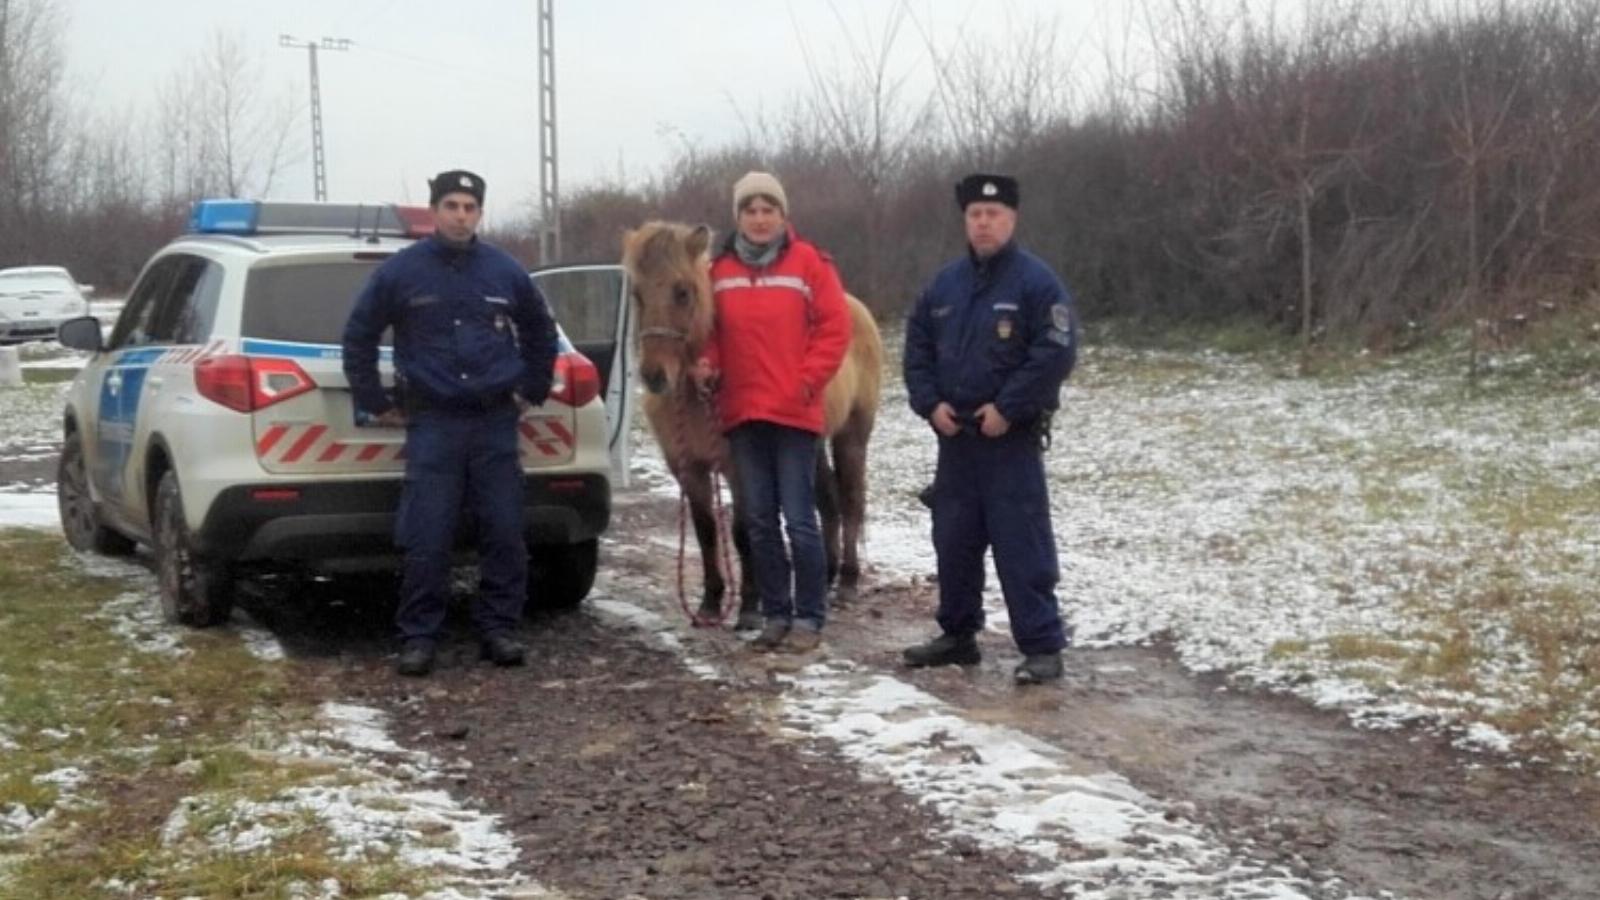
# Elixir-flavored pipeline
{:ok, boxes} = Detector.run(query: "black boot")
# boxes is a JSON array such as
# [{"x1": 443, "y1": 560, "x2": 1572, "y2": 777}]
[
  {"x1": 902, "y1": 633, "x2": 980, "y2": 668},
  {"x1": 480, "y1": 632, "x2": 527, "y2": 667},
  {"x1": 396, "y1": 640, "x2": 436, "y2": 677},
  {"x1": 1013, "y1": 652, "x2": 1063, "y2": 684}
]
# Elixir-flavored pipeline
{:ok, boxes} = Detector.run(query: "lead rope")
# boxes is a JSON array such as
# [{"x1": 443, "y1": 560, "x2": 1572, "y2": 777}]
[{"x1": 675, "y1": 384, "x2": 740, "y2": 627}]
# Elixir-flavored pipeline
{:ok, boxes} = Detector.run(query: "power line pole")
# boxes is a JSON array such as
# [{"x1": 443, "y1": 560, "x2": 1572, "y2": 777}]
[
  {"x1": 280, "y1": 35, "x2": 352, "y2": 201},
  {"x1": 536, "y1": 0, "x2": 561, "y2": 263}
]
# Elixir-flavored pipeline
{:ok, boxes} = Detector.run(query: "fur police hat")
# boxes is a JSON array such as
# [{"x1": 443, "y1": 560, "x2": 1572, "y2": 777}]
[
  {"x1": 732, "y1": 171, "x2": 789, "y2": 220},
  {"x1": 429, "y1": 169, "x2": 486, "y2": 207},
  {"x1": 955, "y1": 173, "x2": 1019, "y2": 210}
]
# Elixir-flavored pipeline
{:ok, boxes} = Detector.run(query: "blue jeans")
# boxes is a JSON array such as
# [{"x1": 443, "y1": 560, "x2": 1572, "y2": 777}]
[{"x1": 728, "y1": 421, "x2": 827, "y2": 630}]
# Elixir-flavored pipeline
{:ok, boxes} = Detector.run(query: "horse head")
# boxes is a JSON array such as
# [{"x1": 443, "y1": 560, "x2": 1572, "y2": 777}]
[{"x1": 621, "y1": 221, "x2": 715, "y2": 396}]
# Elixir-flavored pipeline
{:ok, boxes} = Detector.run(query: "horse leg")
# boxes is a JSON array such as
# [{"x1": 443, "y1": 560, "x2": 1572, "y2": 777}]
[
  {"x1": 680, "y1": 465, "x2": 725, "y2": 620},
  {"x1": 813, "y1": 445, "x2": 842, "y2": 593},
  {"x1": 831, "y1": 420, "x2": 870, "y2": 605},
  {"x1": 720, "y1": 462, "x2": 763, "y2": 630}
]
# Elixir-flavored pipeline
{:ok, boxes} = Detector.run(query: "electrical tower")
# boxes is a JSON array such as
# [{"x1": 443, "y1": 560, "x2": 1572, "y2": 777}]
[
  {"x1": 280, "y1": 35, "x2": 352, "y2": 201},
  {"x1": 536, "y1": 0, "x2": 561, "y2": 263}
]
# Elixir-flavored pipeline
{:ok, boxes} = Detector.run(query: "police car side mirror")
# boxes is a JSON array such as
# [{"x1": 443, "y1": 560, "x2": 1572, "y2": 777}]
[{"x1": 58, "y1": 316, "x2": 104, "y2": 353}]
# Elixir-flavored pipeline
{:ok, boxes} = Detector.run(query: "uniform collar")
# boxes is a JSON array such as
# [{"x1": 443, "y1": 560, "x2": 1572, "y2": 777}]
[
  {"x1": 967, "y1": 239, "x2": 1018, "y2": 275},
  {"x1": 426, "y1": 233, "x2": 480, "y2": 261}
]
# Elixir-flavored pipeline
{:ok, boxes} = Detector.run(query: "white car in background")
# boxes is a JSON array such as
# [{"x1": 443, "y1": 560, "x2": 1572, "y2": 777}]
[
  {"x1": 55, "y1": 200, "x2": 635, "y2": 627},
  {"x1": 0, "y1": 265, "x2": 92, "y2": 344}
]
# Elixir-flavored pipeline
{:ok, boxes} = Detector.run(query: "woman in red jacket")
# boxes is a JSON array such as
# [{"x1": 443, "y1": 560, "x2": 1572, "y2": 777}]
[{"x1": 692, "y1": 172, "x2": 852, "y2": 652}]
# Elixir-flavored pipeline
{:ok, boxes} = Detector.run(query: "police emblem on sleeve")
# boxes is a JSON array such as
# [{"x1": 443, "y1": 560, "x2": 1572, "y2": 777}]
[
  {"x1": 997, "y1": 315, "x2": 1013, "y2": 340},
  {"x1": 1050, "y1": 304, "x2": 1071, "y2": 330},
  {"x1": 1048, "y1": 303, "x2": 1073, "y2": 346}
]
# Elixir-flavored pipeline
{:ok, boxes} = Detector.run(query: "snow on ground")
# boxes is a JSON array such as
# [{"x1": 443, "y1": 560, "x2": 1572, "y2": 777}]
[
  {"x1": 0, "y1": 488, "x2": 58, "y2": 529},
  {"x1": 589, "y1": 576, "x2": 1385, "y2": 899},
  {"x1": 627, "y1": 334, "x2": 1600, "y2": 769},
  {"x1": 163, "y1": 700, "x2": 554, "y2": 899},
  {"x1": 4, "y1": 333, "x2": 1596, "y2": 774}
]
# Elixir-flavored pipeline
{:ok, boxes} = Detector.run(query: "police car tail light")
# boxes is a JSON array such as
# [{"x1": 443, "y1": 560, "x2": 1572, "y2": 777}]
[
  {"x1": 194, "y1": 355, "x2": 315, "y2": 412},
  {"x1": 550, "y1": 352, "x2": 600, "y2": 407}
]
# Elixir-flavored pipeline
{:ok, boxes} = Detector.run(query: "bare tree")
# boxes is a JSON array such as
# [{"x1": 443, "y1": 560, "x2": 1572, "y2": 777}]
[
  {"x1": 0, "y1": 0, "x2": 69, "y2": 262},
  {"x1": 151, "y1": 30, "x2": 301, "y2": 203}
]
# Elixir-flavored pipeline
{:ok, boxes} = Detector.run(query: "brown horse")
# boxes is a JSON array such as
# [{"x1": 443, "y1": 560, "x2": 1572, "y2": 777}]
[{"x1": 621, "y1": 221, "x2": 883, "y2": 627}]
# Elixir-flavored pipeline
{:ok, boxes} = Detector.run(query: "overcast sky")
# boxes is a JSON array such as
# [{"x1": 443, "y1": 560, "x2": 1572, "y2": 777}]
[{"x1": 62, "y1": 0, "x2": 1130, "y2": 221}]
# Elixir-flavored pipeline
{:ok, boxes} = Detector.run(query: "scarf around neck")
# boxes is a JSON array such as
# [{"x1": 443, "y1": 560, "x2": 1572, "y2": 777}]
[{"x1": 734, "y1": 230, "x2": 787, "y2": 269}]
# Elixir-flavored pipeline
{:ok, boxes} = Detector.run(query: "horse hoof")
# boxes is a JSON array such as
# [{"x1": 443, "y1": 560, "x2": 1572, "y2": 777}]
[
  {"x1": 734, "y1": 610, "x2": 763, "y2": 632},
  {"x1": 834, "y1": 586, "x2": 858, "y2": 607}
]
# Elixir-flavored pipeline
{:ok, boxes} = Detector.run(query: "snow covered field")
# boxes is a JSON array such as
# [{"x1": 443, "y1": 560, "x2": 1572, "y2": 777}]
[{"x1": 3, "y1": 334, "x2": 1598, "y2": 775}]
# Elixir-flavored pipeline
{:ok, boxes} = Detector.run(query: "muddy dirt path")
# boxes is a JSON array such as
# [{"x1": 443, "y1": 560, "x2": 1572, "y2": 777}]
[{"x1": 594, "y1": 490, "x2": 1600, "y2": 900}]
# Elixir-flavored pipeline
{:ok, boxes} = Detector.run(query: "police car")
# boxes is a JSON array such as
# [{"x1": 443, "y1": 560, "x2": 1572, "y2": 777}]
[{"x1": 55, "y1": 200, "x2": 634, "y2": 626}]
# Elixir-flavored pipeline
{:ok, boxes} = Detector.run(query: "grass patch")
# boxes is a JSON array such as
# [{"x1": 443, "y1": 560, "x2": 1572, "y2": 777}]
[
  {"x1": 20, "y1": 367, "x2": 77, "y2": 385},
  {"x1": 0, "y1": 529, "x2": 445, "y2": 896}
]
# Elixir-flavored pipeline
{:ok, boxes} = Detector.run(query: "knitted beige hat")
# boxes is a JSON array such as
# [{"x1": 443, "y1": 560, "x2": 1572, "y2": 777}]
[{"x1": 732, "y1": 171, "x2": 788, "y2": 220}]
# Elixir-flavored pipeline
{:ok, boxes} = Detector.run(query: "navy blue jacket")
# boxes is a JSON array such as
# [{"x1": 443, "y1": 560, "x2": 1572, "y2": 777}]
[
  {"x1": 904, "y1": 241, "x2": 1077, "y2": 427},
  {"x1": 343, "y1": 236, "x2": 557, "y2": 415}
]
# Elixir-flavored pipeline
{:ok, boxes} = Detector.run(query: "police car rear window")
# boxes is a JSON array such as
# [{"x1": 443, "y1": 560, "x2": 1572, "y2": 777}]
[{"x1": 242, "y1": 261, "x2": 383, "y2": 344}]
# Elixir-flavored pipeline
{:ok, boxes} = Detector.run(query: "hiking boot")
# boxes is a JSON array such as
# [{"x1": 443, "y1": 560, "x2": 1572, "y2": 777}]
[
  {"x1": 783, "y1": 627, "x2": 822, "y2": 654},
  {"x1": 750, "y1": 620, "x2": 790, "y2": 651},
  {"x1": 1013, "y1": 652, "x2": 1063, "y2": 684},
  {"x1": 396, "y1": 640, "x2": 436, "y2": 677},
  {"x1": 480, "y1": 632, "x2": 527, "y2": 667},
  {"x1": 902, "y1": 633, "x2": 980, "y2": 668}
]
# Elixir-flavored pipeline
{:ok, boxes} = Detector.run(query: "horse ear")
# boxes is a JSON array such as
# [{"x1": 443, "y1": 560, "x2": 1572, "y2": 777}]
[
  {"x1": 620, "y1": 227, "x2": 638, "y2": 258},
  {"x1": 686, "y1": 224, "x2": 713, "y2": 259}
]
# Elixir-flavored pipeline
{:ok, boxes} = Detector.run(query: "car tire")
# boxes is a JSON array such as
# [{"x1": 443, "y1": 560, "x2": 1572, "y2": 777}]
[
  {"x1": 153, "y1": 470, "x2": 234, "y2": 627},
  {"x1": 57, "y1": 430, "x2": 136, "y2": 556},
  {"x1": 527, "y1": 538, "x2": 598, "y2": 612}
]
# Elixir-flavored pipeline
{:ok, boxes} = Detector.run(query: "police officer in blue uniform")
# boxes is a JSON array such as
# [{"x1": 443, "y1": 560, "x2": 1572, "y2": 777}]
[
  {"x1": 343, "y1": 169, "x2": 558, "y2": 677},
  {"x1": 902, "y1": 173, "x2": 1078, "y2": 684}
]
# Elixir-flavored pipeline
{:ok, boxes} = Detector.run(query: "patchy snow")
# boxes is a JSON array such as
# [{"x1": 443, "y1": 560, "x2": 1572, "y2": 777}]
[
  {"x1": 0, "y1": 487, "x2": 59, "y2": 529},
  {"x1": 584, "y1": 587, "x2": 1384, "y2": 899},
  {"x1": 162, "y1": 702, "x2": 546, "y2": 899},
  {"x1": 97, "y1": 587, "x2": 187, "y2": 658},
  {"x1": 627, "y1": 335, "x2": 1600, "y2": 770}
]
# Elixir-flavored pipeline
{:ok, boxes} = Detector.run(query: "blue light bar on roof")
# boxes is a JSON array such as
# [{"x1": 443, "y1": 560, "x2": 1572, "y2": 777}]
[
  {"x1": 190, "y1": 200, "x2": 260, "y2": 234},
  {"x1": 187, "y1": 199, "x2": 434, "y2": 238}
]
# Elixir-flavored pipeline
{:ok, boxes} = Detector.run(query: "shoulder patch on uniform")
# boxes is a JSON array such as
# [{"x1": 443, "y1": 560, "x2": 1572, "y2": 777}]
[{"x1": 1050, "y1": 303, "x2": 1072, "y2": 331}]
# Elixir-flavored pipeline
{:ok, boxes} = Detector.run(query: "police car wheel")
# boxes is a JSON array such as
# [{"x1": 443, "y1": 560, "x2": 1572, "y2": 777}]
[
  {"x1": 527, "y1": 538, "x2": 598, "y2": 612},
  {"x1": 153, "y1": 471, "x2": 235, "y2": 628},
  {"x1": 58, "y1": 431, "x2": 136, "y2": 556}
]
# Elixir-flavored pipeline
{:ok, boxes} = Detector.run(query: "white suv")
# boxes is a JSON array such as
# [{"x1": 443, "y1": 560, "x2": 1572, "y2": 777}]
[
  {"x1": 0, "y1": 265, "x2": 92, "y2": 344},
  {"x1": 56, "y1": 200, "x2": 634, "y2": 626}
]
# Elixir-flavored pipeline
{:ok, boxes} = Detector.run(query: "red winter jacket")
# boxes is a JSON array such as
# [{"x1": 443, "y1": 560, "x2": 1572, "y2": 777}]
[{"x1": 700, "y1": 230, "x2": 852, "y2": 435}]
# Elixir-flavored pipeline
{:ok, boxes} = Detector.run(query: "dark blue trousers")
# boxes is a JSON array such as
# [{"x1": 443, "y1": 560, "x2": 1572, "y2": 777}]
[
  {"x1": 394, "y1": 407, "x2": 526, "y2": 644},
  {"x1": 728, "y1": 421, "x2": 828, "y2": 630},
  {"x1": 931, "y1": 429, "x2": 1067, "y2": 655}
]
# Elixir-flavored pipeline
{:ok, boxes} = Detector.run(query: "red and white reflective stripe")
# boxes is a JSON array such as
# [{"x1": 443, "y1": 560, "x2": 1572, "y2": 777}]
[
  {"x1": 255, "y1": 422, "x2": 404, "y2": 467},
  {"x1": 518, "y1": 415, "x2": 576, "y2": 458},
  {"x1": 157, "y1": 339, "x2": 229, "y2": 365}
]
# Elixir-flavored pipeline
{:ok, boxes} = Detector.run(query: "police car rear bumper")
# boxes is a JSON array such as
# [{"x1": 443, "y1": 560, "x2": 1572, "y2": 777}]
[{"x1": 195, "y1": 473, "x2": 610, "y2": 562}]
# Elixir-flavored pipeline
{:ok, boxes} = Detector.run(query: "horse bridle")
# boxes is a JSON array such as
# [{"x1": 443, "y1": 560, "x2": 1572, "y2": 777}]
[{"x1": 639, "y1": 326, "x2": 689, "y2": 343}]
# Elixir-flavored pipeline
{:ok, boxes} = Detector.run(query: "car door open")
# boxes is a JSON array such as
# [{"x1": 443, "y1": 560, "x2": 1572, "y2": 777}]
[{"x1": 531, "y1": 264, "x2": 635, "y2": 486}]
